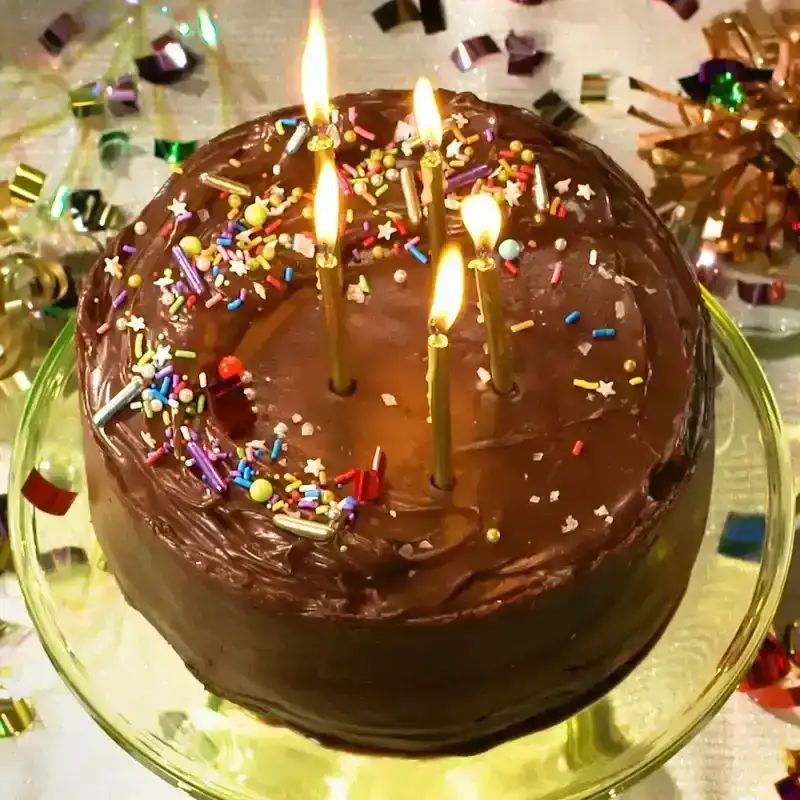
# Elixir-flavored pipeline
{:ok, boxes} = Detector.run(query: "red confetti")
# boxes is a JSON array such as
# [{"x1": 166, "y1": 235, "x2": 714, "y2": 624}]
[{"x1": 22, "y1": 468, "x2": 78, "y2": 516}]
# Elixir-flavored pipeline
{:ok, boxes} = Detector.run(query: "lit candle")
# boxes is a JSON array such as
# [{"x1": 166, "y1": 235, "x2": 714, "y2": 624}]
[
  {"x1": 461, "y1": 194, "x2": 513, "y2": 395},
  {"x1": 414, "y1": 78, "x2": 446, "y2": 272},
  {"x1": 302, "y1": 9, "x2": 334, "y2": 178},
  {"x1": 314, "y1": 160, "x2": 353, "y2": 395},
  {"x1": 427, "y1": 244, "x2": 465, "y2": 490}
]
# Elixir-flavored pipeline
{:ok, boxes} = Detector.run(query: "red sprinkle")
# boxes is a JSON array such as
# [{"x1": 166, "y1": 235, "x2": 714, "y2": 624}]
[
  {"x1": 333, "y1": 469, "x2": 357, "y2": 485},
  {"x1": 571, "y1": 440, "x2": 584, "y2": 457},
  {"x1": 503, "y1": 260, "x2": 519, "y2": 276},
  {"x1": 159, "y1": 222, "x2": 172, "y2": 237},
  {"x1": 551, "y1": 262, "x2": 563, "y2": 285},
  {"x1": 498, "y1": 149, "x2": 517, "y2": 158},
  {"x1": 217, "y1": 355, "x2": 244, "y2": 380},
  {"x1": 557, "y1": 205, "x2": 567, "y2": 219},
  {"x1": 395, "y1": 219, "x2": 407, "y2": 236},
  {"x1": 186, "y1": 294, "x2": 197, "y2": 308},
  {"x1": 96, "y1": 322, "x2": 111, "y2": 335},
  {"x1": 264, "y1": 219, "x2": 282, "y2": 236},
  {"x1": 265, "y1": 274, "x2": 282, "y2": 289},
  {"x1": 145, "y1": 446, "x2": 166, "y2": 466},
  {"x1": 519, "y1": 165, "x2": 535, "y2": 175},
  {"x1": 362, "y1": 236, "x2": 376, "y2": 248}
]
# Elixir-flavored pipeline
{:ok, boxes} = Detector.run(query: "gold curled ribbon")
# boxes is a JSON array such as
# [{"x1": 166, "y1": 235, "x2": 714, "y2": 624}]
[
  {"x1": 10, "y1": 164, "x2": 46, "y2": 208},
  {"x1": 0, "y1": 691, "x2": 34, "y2": 738}
]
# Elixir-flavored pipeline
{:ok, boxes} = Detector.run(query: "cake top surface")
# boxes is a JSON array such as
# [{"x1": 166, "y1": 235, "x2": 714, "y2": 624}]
[{"x1": 77, "y1": 89, "x2": 712, "y2": 620}]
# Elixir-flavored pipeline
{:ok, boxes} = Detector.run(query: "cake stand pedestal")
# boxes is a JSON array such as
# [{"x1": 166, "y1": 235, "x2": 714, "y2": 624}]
[{"x1": 6, "y1": 293, "x2": 795, "y2": 800}]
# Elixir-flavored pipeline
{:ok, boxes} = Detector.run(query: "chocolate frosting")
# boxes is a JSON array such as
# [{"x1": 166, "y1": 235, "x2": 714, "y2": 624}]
[{"x1": 77, "y1": 90, "x2": 714, "y2": 751}]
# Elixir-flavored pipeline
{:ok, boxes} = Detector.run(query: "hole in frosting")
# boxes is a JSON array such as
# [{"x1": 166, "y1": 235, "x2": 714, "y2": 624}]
[
  {"x1": 647, "y1": 459, "x2": 687, "y2": 502},
  {"x1": 328, "y1": 378, "x2": 357, "y2": 397}
]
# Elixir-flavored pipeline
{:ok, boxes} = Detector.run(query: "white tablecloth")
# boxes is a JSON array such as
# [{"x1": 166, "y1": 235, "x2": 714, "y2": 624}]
[{"x1": 2, "y1": 0, "x2": 800, "y2": 797}]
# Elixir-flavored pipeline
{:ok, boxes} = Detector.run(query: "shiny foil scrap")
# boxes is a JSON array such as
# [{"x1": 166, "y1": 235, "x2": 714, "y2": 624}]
[
  {"x1": 506, "y1": 31, "x2": 547, "y2": 77},
  {"x1": 38, "y1": 12, "x2": 84, "y2": 55},
  {"x1": 69, "y1": 189, "x2": 122, "y2": 232},
  {"x1": 99, "y1": 130, "x2": 131, "y2": 168},
  {"x1": 9, "y1": 164, "x2": 46, "y2": 208},
  {"x1": 106, "y1": 74, "x2": 139, "y2": 116},
  {"x1": 451, "y1": 35, "x2": 501, "y2": 73},
  {"x1": 657, "y1": 0, "x2": 699, "y2": 20},
  {"x1": 0, "y1": 693, "x2": 35, "y2": 738},
  {"x1": 717, "y1": 511, "x2": 765, "y2": 560},
  {"x1": 21, "y1": 467, "x2": 78, "y2": 516},
  {"x1": 580, "y1": 73, "x2": 611, "y2": 105},
  {"x1": 135, "y1": 32, "x2": 201, "y2": 85},
  {"x1": 69, "y1": 81, "x2": 105, "y2": 119},
  {"x1": 372, "y1": 0, "x2": 421, "y2": 32},
  {"x1": 154, "y1": 138, "x2": 199, "y2": 165},
  {"x1": 533, "y1": 90, "x2": 584, "y2": 130},
  {"x1": 419, "y1": 0, "x2": 446, "y2": 33}
]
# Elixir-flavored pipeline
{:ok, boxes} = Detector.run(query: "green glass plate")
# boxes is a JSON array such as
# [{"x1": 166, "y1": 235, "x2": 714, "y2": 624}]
[{"x1": 8, "y1": 291, "x2": 795, "y2": 799}]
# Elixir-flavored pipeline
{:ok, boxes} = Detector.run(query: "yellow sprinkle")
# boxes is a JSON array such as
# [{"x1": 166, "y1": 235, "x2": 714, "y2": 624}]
[
  {"x1": 227, "y1": 209, "x2": 239, "y2": 220},
  {"x1": 143, "y1": 400, "x2": 153, "y2": 419},
  {"x1": 162, "y1": 410, "x2": 171, "y2": 426},
  {"x1": 271, "y1": 500, "x2": 285, "y2": 512},
  {"x1": 346, "y1": 208, "x2": 354, "y2": 224},
  {"x1": 385, "y1": 210, "x2": 401, "y2": 219},
  {"x1": 275, "y1": 120, "x2": 285, "y2": 136},
  {"x1": 449, "y1": 159, "x2": 466, "y2": 168},
  {"x1": 214, "y1": 273, "x2": 225, "y2": 287},
  {"x1": 486, "y1": 528, "x2": 501, "y2": 544},
  {"x1": 263, "y1": 234, "x2": 278, "y2": 244},
  {"x1": 357, "y1": 165, "x2": 366, "y2": 178},
  {"x1": 374, "y1": 184, "x2": 388, "y2": 198},
  {"x1": 510, "y1": 319, "x2": 535, "y2": 333},
  {"x1": 315, "y1": 505, "x2": 330, "y2": 516},
  {"x1": 499, "y1": 158, "x2": 513, "y2": 173},
  {"x1": 322, "y1": 490, "x2": 335, "y2": 504},
  {"x1": 137, "y1": 349, "x2": 155, "y2": 366},
  {"x1": 285, "y1": 480, "x2": 301, "y2": 493},
  {"x1": 283, "y1": 472, "x2": 298, "y2": 483},
  {"x1": 629, "y1": 376, "x2": 644, "y2": 386},
  {"x1": 263, "y1": 142, "x2": 272, "y2": 153},
  {"x1": 573, "y1": 379, "x2": 599, "y2": 390},
  {"x1": 134, "y1": 332, "x2": 144, "y2": 359},
  {"x1": 229, "y1": 158, "x2": 242, "y2": 168},
  {"x1": 465, "y1": 134, "x2": 480, "y2": 145},
  {"x1": 624, "y1": 359, "x2": 636, "y2": 372},
  {"x1": 257, "y1": 255, "x2": 270, "y2": 269},
  {"x1": 452, "y1": 127, "x2": 466, "y2": 142},
  {"x1": 550, "y1": 197, "x2": 561, "y2": 215},
  {"x1": 213, "y1": 253, "x2": 222, "y2": 265},
  {"x1": 164, "y1": 268, "x2": 173, "y2": 277},
  {"x1": 249, "y1": 236, "x2": 263, "y2": 246},
  {"x1": 170, "y1": 165, "x2": 183, "y2": 174},
  {"x1": 363, "y1": 193, "x2": 378, "y2": 207}
]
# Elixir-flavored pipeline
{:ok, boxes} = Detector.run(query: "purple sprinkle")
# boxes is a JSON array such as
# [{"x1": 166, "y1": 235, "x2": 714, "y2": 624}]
[
  {"x1": 189, "y1": 430, "x2": 199, "y2": 441},
  {"x1": 176, "y1": 212, "x2": 192, "y2": 223},
  {"x1": 484, "y1": 128, "x2": 495, "y2": 142},
  {"x1": 362, "y1": 221, "x2": 371, "y2": 231},
  {"x1": 186, "y1": 441, "x2": 226, "y2": 493},
  {"x1": 269, "y1": 494, "x2": 279, "y2": 505},
  {"x1": 298, "y1": 499, "x2": 316, "y2": 509},
  {"x1": 122, "y1": 245, "x2": 137, "y2": 254},
  {"x1": 155, "y1": 365, "x2": 173, "y2": 379},
  {"x1": 445, "y1": 163, "x2": 492, "y2": 192},
  {"x1": 172, "y1": 245, "x2": 205, "y2": 295},
  {"x1": 239, "y1": 287, "x2": 247, "y2": 301},
  {"x1": 231, "y1": 470, "x2": 241, "y2": 478},
  {"x1": 226, "y1": 220, "x2": 236, "y2": 232},
  {"x1": 351, "y1": 249, "x2": 361, "y2": 263},
  {"x1": 172, "y1": 374, "x2": 180, "y2": 388},
  {"x1": 112, "y1": 290, "x2": 128, "y2": 309},
  {"x1": 165, "y1": 428, "x2": 173, "y2": 439},
  {"x1": 176, "y1": 280, "x2": 186, "y2": 294}
]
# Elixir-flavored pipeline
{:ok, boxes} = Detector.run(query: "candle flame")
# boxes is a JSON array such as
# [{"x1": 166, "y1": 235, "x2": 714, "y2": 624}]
[
  {"x1": 430, "y1": 244, "x2": 465, "y2": 333},
  {"x1": 461, "y1": 194, "x2": 502, "y2": 252},
  {"x1": 314, "y1": 160, "x2": 339, "y2": 248},
  {"x1": 302, "y1": 8, "x2": 330, "y2": 127},
  {"x1": 413, "y1": 77, "x2": 443, "y2": 148}
]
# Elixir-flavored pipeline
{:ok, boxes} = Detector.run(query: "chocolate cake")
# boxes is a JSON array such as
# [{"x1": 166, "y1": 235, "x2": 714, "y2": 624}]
[{"x1": 76, "y1": 90, "x2": 715, "y2": 753}]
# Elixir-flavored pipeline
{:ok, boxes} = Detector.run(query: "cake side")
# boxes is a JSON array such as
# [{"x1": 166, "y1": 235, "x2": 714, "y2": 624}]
[{"x1": 76, "y1": 89, "x2": 714, "y2": 751}]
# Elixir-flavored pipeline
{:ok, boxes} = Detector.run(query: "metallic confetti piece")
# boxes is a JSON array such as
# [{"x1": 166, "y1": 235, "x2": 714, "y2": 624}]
[
  {"x1": 154, "y1": 139, "x2": 198, "y2": 165},
  {"x1": 135, "y1": 32, "x2": 201, "y2": 85},
  {"x1": 199, "y1": 173, "x2": 251, "y2": 196},
  {"x1": 372, "y1": 0, "x2": 421, "y2": 32},
  {"x1": 0, "y1": 184, "x2": 19, "y2": 248},
  {"x1": 0, "y1": 693, "x2": 35, "y2": 738},
  {"x1": 99, "y1": 130, "x2": 131, "y2": 168},
  {"x1": 0, "y1": 493, "x2": 8, "y2": 574},
  {"x1": 197, "y1": 9, "x2": 219, "y2": 48},
  {"x1": 742, "y1": 633, "x2": 791, "y2": 690},
  {"x1": 533, "y1": 90, "x2": 585, "y2": 130},
  {"x1": 38, "y1": 12, "x2": 84, "y2": 55},
  {"x1": 580, "y1": 74, "x2": 610, "y2": 104},
  {"x1": 69, "y1": 190, "x2": 122, "y2": 232},
  {"x1": 419, "y1": 0, "x2": 446, "y2": 34},
  {"x1": 451, "y1": 35, "x2": 501, "y2": 73},
  {"x1": 38, "y1": 546, "x2": 89, "y2": 573},
  {"x1": 106, "y1": 74, "x2": 139, "y2": 116},
  {"x1": 505, "y1": 31, "x2": 547, "y2": 76},
  {"x1": 21, "y1": 467, "x2": 77, "y2": 516},
  {"x1": 657, "y1": 0, "x2": 699, "y2": 20},
  {"x1": 69, "y1": 80, "x2": 105, "y2": 119},
  {"x1": 717, "y1": 511, "x2": 764, "y2": 561},
  {"x1": 9, "y1": 164, "x2": 46, "y2": 207},
  {"x1": 737, "y1": 279, "x2": 786, "y2": 306}
]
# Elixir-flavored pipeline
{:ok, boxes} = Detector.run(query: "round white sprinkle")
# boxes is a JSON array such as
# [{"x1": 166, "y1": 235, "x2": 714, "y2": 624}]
[
  {"x1": 139, "y1": 364, "x2": 156, "y2": 381},
  {"x1": 149, "y1": 399, "x2": 164, "y2": 413},
  {"x1": 161, "y1": 292, "x2": 175, "y2": 306},
  {"x1": 393, "y1": 269, "x2": 407, "y2": 284},
  {"x1": 178, "y1": 388, "x2": 194, "y2": 403},
  {"x1": 244, "y1": 388, "x2": 256, "y2": 400},
  {"x1": 554, "y1": 238, "x2": 567, "y2": 252},
  {"x1": 301, "y1": 422, "x2": 314, "y2": 436},
  {"x1": 115, "y1": 318, "x2": 127, "y2": 331},
  {"x1": 134, "y1": 221, "x2": 148, "y2": 235},
  {"x1": 240, "y1": 370, "x2": 252, "y2": 384},
  {"x1": 291, "y1": 413, "x2": 303, "y2": 424}
]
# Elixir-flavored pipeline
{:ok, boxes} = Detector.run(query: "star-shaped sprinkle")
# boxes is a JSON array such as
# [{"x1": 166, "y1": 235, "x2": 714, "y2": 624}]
[
  {"x1": 274, "y1": 422, "x2": 288, "y2": 437},
  {"x1": 167, "y1": 198, "x2": 187, "y2": 216},
  {"x1": 549, "y1": 490, "x2": 560, "y2": 502},
  {"x1": 104, "y1": 256, "x2": 122, "y2": 279},
  {"x1": 554, "y1": 178, "x2": 571, "y2": 195},
  {"x1": 127, "y1": 316, "x2": 146, "y2": 332},
  {"x1": 576, "y1": 183, "x2": 595, "y2": 201},
  {"x1": 304, "y1": 458, "x2": 324, "y2": 477},
  {"x1": 293, "y1": 233, "x2": 315, "y2": 258},
  {"x1": 504, "y1": 180, "x2": 522, "y2": 207},
  {"x1": 597, "y1": 380, "x2": 616, "y2": 398},
  {"x1": 377, "y1": 222, "x2": 396, "y2": 241},
  {"x1": 445, "y1": 138, "x2": 463, "y2": 159},
  {"x1": 451, "y1": 112, "x2": 468, "y2": 129},
  {"x1": 394, "y1": 120, "x2": 416, "y2": 141},
  {"x1": 152, "y1": 344, "x2": 172, "y2": 367},
  {"x1": 594, "y1": 505, "x2": 609, "y2": 517},
  {"x1": 229, "y1": 259, "x2": 248, "y2": 277},
  {"x1": 154, "y1": 276, "x2": 174, "y2": 288}
]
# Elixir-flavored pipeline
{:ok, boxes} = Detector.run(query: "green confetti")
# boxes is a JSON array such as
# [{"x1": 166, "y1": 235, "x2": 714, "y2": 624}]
[
  {"x1": 99, "y1": 130, "x2": 131, "y2": 168},
  {"x1": 49, "y1": 184, "x2": 70, "y2": 220},
  {"x1": 708, "y1": 72, "x2": 746, "y2": 112},
  {"x1": 197, "y1": 9, "x2": 218, "y2": 48},
  {"x1": 154, "y1": 139, "x2": 198, "y2": 165}
]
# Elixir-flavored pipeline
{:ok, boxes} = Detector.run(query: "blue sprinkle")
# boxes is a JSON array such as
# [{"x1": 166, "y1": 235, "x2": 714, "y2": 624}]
[
  {"x1": 303, "y1": 489, "x2": 321, "y2": 499},
  {"x1": 244, "y1": 467, "x2": 256, "y2": 481},
  {"x1": 212, "y1": 266, "x2": 220, "y2": 277},
  {"x1": 148, "y1": 389, "x2": 169, "y2": 405},
  {"x1": 233, "y1": 476, "x2": 253, "y2": 490},
  {"x1": 592, "y1": 328, "x2": 616, "y2": 339},
  {"x1": 237, "y1": 458, "x2": 248, "y2": 473},
  {"x1": 270, "y1": 438, "x2": 282, "y2": 461},
  {"x1": 279, "y1": 118, "x2": 298, "y2": 126},
  {"x1": 407, "y1": 245, "x2": 428, "y2": 265},
  {"x1": 234, "y1": 223, "x2": 247, "y2": 232},
  {"x1": 256, "y1": 448, "x2": 267, "y2": 457},
  {"x1": 284, "y1": 266, "x2": 294, "y2": 282},
  {"x1": 565, "y1": 311, "x2": 581, "y2": 325},
  {"x1": 160, "y1": 377, "x2": 172, "y2": 396},
  {"x1": 216, "y1": 237, "x2": 232, "y2": 246},
  {"x1": 227, "y1": 298, "x2": 243, "y2": 311}
]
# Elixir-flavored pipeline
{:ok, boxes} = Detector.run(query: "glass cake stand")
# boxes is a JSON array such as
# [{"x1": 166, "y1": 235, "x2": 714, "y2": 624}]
[{"x1": 7, "y1": 290, "x2": 796, "y2": 800}]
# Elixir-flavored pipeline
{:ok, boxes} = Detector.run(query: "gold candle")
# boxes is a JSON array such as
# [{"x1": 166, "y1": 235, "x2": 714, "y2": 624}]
[
  {"x1": 461, "y1": 194, "x2": 513, "y2": 395},
  {"x1": 414, "y1": 78, "x2": 446, "y2": 271},
  {"x1": 427, "y1": 245, "x2": 465, "y2": 490},
  {"x1": 314, "y1": 161, "x2": 353, "y2": 395},
  {"x1": 302, "y1": 9, "x2": 335, "y2": 181}
]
